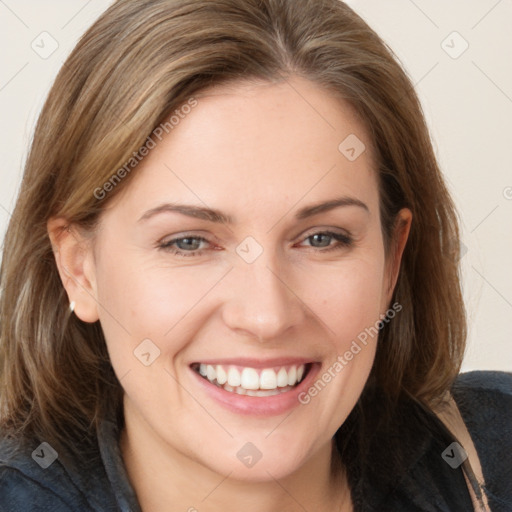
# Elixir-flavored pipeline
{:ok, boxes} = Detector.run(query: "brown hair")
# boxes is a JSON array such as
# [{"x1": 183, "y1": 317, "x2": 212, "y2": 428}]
[{"x1": 0, "y1": 0, "x2": 465, "y2": 460}]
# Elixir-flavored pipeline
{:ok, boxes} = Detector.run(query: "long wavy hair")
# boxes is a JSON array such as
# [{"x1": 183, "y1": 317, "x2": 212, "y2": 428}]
[{"x1": 0, "y1": 0, "x2": 466, "y2": 467}]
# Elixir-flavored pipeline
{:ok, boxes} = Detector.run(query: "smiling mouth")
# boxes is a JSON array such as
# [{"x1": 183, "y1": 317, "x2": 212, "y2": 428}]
[{"x1": 190, "y1": 362, "x2": 312, "y2": 397}]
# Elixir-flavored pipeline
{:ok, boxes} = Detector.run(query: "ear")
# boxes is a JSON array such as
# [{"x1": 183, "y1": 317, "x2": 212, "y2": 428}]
[
  {"x1": 384, "y1": 208, "x2": 412, "y2": 303},
  {"x1": 47, "y1": 217, "x2": 100, "y2": 323}
]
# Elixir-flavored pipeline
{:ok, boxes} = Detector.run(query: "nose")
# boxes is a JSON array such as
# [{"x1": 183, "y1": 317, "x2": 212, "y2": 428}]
[{"x1": 221, "y1": 255, "x2": 306, "y2": 342}]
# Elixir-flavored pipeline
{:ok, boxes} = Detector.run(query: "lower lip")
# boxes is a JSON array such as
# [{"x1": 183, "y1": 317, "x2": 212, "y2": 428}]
[{"x1": 190, "y1": 363, "x2": 321, "y2": 416}]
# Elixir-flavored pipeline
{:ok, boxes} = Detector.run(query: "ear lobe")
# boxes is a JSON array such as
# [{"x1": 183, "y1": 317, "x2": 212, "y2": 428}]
[
  {"x1": 385, "y1": 208, "x2": 412, "y2": 302},
  {"x1": 47, "y1": 217, "x2": 100, "y2": 323}
]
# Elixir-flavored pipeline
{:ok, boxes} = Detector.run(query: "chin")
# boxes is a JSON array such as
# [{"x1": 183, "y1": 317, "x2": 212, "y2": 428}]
[{"x1": 192, "y1": 431, "x2": 317, "y2": 483}]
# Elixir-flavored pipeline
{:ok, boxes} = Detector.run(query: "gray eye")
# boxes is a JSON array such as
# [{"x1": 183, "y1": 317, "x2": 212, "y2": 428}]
[
  {"x1": 308, "y1": 233, "x2": 332, "y2": 248},
  {"x1": 175, "y1": 237, "x2": 203, "y2": 251}
]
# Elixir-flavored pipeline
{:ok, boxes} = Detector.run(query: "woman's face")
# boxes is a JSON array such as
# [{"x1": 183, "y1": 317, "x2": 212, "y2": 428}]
[{"x1": 76, "y1": 76, "x2": 409, "y2": 481}]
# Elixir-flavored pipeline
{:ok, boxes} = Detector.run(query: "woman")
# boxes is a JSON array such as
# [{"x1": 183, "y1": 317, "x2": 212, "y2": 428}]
[{"x1": 0, "y1": 0, "x2": 510, "y2": 510}]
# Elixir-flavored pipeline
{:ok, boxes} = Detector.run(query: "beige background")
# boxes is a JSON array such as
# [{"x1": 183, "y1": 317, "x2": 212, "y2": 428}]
[{"x1": 1, "y1": 0, "x2": 511, "y2": 372}]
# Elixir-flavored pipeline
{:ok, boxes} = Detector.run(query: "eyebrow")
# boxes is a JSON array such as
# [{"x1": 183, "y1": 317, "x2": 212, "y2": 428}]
[{"x1": 137, "y1": 196, "x2": 369, "y2": 224}]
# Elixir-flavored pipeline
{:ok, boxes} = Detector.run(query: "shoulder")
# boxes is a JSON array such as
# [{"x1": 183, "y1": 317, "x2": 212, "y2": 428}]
[
  {"x1": 0, "y1": 466, "x2": 75, "y2": 511},
  {"x1": 450, "y1": 370, "x2": 512, "y2": 447},
  {"x1": 0, "y1": 435, "x2": 77, "y2": 511},
  {"x1": 453, "y1": 370, "x2": 512, "y2": 397},
  {"x1": 0, "y1": 433, "x2": 114, "y2": 511},
  {"x1": 451, "y1": 370, "x2": 512, "y2": 510},
  {"x1": 451, "y1": 370, "x2": 512, "y2": 429}
]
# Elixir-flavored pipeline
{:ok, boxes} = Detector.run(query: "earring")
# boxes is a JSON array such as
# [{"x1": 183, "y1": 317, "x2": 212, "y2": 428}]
[{"x1": 69, "y1": 300, "x2": 76, "y2": 313}]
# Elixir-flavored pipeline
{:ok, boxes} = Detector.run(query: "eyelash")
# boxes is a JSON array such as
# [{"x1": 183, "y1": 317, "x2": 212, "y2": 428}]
[{"x1": 157, "y1": 231, "x2": 353, "y2": 257}]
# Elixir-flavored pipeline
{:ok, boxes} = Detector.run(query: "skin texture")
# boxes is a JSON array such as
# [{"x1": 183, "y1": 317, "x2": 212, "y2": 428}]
[{"x1": 49, "y1": 76, "x2": 412, "y2": 511}]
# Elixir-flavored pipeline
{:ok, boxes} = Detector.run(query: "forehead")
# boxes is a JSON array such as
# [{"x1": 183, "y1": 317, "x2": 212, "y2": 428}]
[{"x1": 108, "y1": 76, "x2": 379, "y2": 220}]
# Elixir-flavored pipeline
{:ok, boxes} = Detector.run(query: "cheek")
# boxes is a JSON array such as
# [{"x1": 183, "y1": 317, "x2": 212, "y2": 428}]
[
  {"x1": 94, "y1": 254, "x2": 226, "y2": 365},
  {"x1": 293, "y1": 262, "x2": 384, "y2": 440},
  {"x1": 299, "y1": 257, "x2": 386, "y2": 345}
]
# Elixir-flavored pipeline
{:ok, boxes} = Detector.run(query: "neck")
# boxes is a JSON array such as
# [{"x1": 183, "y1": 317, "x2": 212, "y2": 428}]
[{"x1": 120, "y1": 403, "x2": 350, "y2": 511}]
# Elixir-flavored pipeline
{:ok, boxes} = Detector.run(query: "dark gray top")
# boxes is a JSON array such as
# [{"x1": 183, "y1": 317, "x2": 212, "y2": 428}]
[{"x1": 1, "y1": 370, "x2": 511, "y2": 511}]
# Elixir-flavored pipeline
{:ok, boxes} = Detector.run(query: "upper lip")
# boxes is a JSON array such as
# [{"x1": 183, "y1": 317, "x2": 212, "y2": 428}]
[{"x1": 190, "y1": 357, "x2": 316, "y2": 369}]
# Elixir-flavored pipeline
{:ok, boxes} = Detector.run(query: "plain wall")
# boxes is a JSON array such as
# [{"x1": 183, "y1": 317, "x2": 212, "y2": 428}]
[{"x1": 1, "y1": 0, "x2": 511, "y2": 372}]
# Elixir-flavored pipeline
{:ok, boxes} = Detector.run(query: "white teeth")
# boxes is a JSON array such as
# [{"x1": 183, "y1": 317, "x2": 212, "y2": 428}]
[
  {"x1": 196, "y1": 363, "x2": 308, "y2": 393},
  {"x1": 246, "y1": 386, "x2": 292, "y2": 397},
  {"x1": 287, "y1": 366, "x2": 297, "y2": 386},
  {"x1": 260, "y1": 369, "x2": 277, "y2": 389},
  {"x1": 277, "y1": 367, "x2": 289, "y2": 387},
  {"x1": 216, "y1": 365, "x2": 227, "y2": 385},
  {"x1": 206, "y1": 365, "x2": 216, "y2": 382},
  {"x1": 256, "y1": 389, "x2": 280, "y2": 397},
  {"x1": 241, "y1": 368, "x2": 260, "y2": 390},
  {"x1": 227, "y1": 367, "x2": 241, "y2": 387}
]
